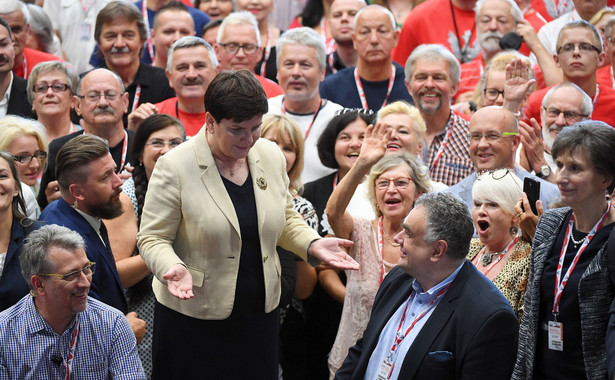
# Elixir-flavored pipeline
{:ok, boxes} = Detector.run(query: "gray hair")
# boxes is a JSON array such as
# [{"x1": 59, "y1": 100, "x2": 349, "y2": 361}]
[
  {"x1": 216, "y1": 11, "x2": 260, "y2": 46},
  {"x1": 353, "y1": 4, "x2": 396, "y2": 31},
  {"x1": 276, "y1": 27, "x2": 326, "y2": 71},
  {"x1": 20, "y1": 225, "x2": 86, "y2": 291},
  {"x1": 552, "y1": 120, "x2": 615, "y2": 193},
  {"x1": 76, "y1": 68, "x2": 125, "y2": 96},
  {"x1": 27, "y1": 61, "x2": 80, "y2": 103},
  {"x1": 474, "y1": 0, "x2": 523, "y2": 23},
  {"x1": 167, "y1": 36, "x2": 219, "y2": 72},
  {"x1": 0, "y1": 0, "x2": 30, "y2": 26},
  {"x1": 405, "y1": 44, "x2": 461, "y2": 85},
  {"x1": 26, "y1": 4, "x2": 59, "y2": 54},
  {"x1": 414, "y1": 192, "x2": 474, "y2": 260},
  {"x1": 541, "y1": 82, "x2": 593, "y2": 117},
  {"x1": 367, "y1": 153, "x2": 431, "y2": 218}
]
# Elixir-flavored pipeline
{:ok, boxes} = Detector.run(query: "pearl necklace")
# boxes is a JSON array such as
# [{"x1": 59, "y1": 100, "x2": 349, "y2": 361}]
[
  {"x1": 382, "y1": 227, "x2": 400, "y2": 247},
  {"x1": 570, "y1": 230, "x2": 588, "y2": 248}
]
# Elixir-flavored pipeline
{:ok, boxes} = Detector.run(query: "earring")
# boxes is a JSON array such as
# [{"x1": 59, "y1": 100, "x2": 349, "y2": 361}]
[
  {"x1": 73, "y1": 199, "x2": 78, "y2": 209},
  {"x1": 510, "y1": 226, "x2": 518, "y2": 236}
]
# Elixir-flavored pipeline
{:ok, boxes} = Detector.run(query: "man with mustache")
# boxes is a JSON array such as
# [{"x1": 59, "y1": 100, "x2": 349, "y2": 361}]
[
  {"x1": 94, "y1": 1, "x2": 175, "y2": 127},
  {"x1": 404, "y1": 44, "x2": 473, "y2": 186},
  {"x1": 128, "y1": 37, "x2": 217, "y2": 137},
  {"x1": 518, "y1": 82, "x2": 592, "y2": 184},
  {"x1": 37, "y1": 69, "x2": 135, "y2": 210},
  {"x1": 266, "y1": 27, "x2": 343, "y2": 183},
  {"x1": 40, "y1": 135, "x2": 146, "y2": 345},
  {"x1": 320, "y1": 5, "x2": 413, "y2": 112},
  {"x1": 456, "y1": 0, "x2": 523, "y2": 101}
]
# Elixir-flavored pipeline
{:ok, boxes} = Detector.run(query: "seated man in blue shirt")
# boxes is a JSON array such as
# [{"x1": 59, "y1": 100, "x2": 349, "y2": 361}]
[
  {"x1": 335, "y1": 193, "x2": 518, "y2": 379},
  {"x1": 0, "y1": 224, "x2": 146, "y2": 379}
]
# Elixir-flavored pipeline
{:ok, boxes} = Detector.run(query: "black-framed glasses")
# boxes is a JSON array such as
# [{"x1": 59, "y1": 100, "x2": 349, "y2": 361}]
[
  {"x1": 12, "y1": 151, "x2": 47, "y2": 164},
  {"x1": 145, "y1": 138, "x2": 183, "y2": 149},
  {"x1": 542, "y1": 106, "x2": 588, "y2": 123},
  {"x1": 37, "y1": 262, "x2": 96, "y2": 282},
  {"x1": 33, "y1": 83, "x2": 70, "y2": 94},
  {"x1": 483, "y1": 88, "x2": 505, "y2": 101},
  {"x1": 476, "y1": 168, "x2": 514, "y2": 181},
  {"x1": 77, "y1": 91, "x2": 122, "y2": 102},
  {"x1": 375, "y1": 177, "x2": 413, "y2": 190},
  {"x1": 334, "y1": 108, "x2": 375, "y2": 116},
  {"x1": 556, "y1": 42, "x2": 601, "y2": 55},
  {"x1": 467, "y1": 131, "x2": 518, "y2": 142},
  {"x1": 217, "y1": 42, "x2": 259, "y2": 55}
]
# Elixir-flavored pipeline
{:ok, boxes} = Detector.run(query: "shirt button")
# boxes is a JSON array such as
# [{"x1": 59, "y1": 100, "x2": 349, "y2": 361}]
[{"x1": 418, "y1": 300, "x2": 423, "y2": 304}]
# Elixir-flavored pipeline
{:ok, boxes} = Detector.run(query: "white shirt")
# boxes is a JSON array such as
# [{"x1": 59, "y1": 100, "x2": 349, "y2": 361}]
[
  {"x1": 0, "y1": 73, "x2": 14, "y2": 118},
  {"x1": 267, "y1": 95, "x2": 343, "y2": 183}
]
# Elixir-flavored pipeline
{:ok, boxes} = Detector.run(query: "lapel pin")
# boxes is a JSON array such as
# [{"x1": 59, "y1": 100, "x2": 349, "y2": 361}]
[{"x1": 257, "y1": 176, "x2": 267, "y2": 190}]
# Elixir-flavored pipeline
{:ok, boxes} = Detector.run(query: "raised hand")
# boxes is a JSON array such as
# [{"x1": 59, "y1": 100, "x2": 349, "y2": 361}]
[
  {"x1": 504, "y1": 58, "x2": 536, "y2": 113},
  {"x1": 358, "y1": 121, "x2": 392, "y2": 166}
]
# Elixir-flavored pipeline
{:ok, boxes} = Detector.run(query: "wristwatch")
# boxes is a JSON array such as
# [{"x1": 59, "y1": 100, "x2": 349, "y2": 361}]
[{"x1": 535, "y1": 165, "x2": 551, "y2": 178}]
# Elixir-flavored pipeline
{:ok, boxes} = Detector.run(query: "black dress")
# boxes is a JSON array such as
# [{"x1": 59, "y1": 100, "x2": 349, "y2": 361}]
[{"x1": 151, "y1": 173, "x2": 279, "y2": 379}]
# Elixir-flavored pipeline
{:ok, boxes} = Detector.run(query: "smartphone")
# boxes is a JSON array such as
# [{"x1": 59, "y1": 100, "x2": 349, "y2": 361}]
[{"x1": 523, "y1": 177, "x2": 541, "y2": 215}]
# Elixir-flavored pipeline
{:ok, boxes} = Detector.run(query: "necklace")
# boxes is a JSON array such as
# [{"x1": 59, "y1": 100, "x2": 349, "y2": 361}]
[
  {"x1": 480, "y1": 236, "x2": 519, "y2": 267},
  {"x1": 569, "y1": 229, "x2": 588, "y2": 248},
  {"x1": 382, "y1": 226, "x2": 400, "y2": 247}
]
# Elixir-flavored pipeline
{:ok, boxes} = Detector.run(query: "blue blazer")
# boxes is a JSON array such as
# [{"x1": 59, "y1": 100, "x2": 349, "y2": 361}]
[
  {"x1": 40, "y1": 198, "x2": 127, "y2": 313},
  {"x1": 335, "y1": 261, "x2": 519, "y2": 380},
  {"x1": 0, "y1": 218, "x2": 42, "y2": 312}
]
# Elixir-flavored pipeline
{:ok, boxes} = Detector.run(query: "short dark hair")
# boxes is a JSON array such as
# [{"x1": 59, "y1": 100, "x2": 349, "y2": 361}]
[
  {"x1": 414, "y1": 192, "x2": 474, "y2": 260},
  {"x1": 154, "y1": 1, "x2": 190, "y2": 29},
  {"x1": 0, "y1": 17, "x2": 12, "y2": 40},
  {"x1": 552, "y1": 120, "x2": 615, "y2": 193},
  {"x1": 317, "y1": 110, "x2": 376, "y2": 169},
  {"x1": 202, "y1": 19, "x2": 223, "y2": 37},
  {"x1": 95, "y1": 1, "x2": 147, "y2": 47},
  {"x1": 56, "y1": 134, "x2": 110, "y2": 192},
  {"x1": 205, "y1": 70, "x2": 268, "y2": 123}
]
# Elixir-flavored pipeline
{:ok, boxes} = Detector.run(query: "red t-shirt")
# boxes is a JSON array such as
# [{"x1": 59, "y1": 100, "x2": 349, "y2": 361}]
[
  {"x1": 392, "y1": 0, "x2": 478, "y2": 65},
  {"x1": 525, "y1": 83, "x2": 615, "y2": 128},
  {"x1": 155, "y1": 97, "x2": 206, "y2": 137},
  {"x1": 14, "y1": 48, "x2": 63, "y2": 79}
]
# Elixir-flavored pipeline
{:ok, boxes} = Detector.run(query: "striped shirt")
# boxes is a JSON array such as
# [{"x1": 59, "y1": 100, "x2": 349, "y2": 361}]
[
  {"x1": 424, "y1": 113, "x2": 473, "y2": 186},
  {"x1": 0, "y1": 295, "x2": 145, "y2": 380}
]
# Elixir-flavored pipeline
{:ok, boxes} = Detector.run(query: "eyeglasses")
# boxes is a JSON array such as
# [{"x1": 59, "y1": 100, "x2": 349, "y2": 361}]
[
  {"x1": 476, "y1": 168, "x2": 514, "y2": 181},
  {"x1": 77, "y1": 91, "x2": 122, "y2": 102},
  {"x1": 483, "y1": 88, "x2": 505, "y2": 101},
  {"x1": 542, "y1": 106, "x2": 588, "y2": 123},
  {"x1": 37, "y1": 262, "x2": 96, "y2": 282},
  {"x1": 145, "y1": 138, "x2": 183, "y2": 149},
  {"x1": 217, "y1": 42, "x2": 259, "y2": 55},
  {"x1": 375, "y1": 177, "x2": 413, "y2": 190},
  {"x1": 33, "y1": 83, "x2": 70, "y2": 94},
  {"x1": 556, "y1": 42, "x2": 601, "y2": 55},
  {"x1": 334, "y1": 108, "x2": 375, "y2": 116},
  {"x1": 467, "y1": 131, "x2": 518, "y2": 142},
  {"x1": 12, "y1": 151, "x2": 47, "y2": 164}
]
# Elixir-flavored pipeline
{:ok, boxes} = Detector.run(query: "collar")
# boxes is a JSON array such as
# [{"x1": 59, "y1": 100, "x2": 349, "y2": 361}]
[
  {"x1": 74, "y1": 207, "x2": 102, "y2": 234},
  {"x1": 25, "y1": 295, "x2": 79, "y2": 336},
  {"x1": 412, "y1": 261, "x2": 464, "y2": 296},
  {"x1": 0, "y1": 72, "x2": 14, "y2": 108}
]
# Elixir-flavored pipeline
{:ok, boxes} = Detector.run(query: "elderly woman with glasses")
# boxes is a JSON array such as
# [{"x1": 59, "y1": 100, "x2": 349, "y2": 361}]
[
  {"x1": 468, "y1": 169, "x2": 530, "y2": 320},
  {"x1": 325, "y1": 122, "x2": 430, "y2": 378},
  {"x1": 27, "y1": 61, "x2": 81, "y2": 142},
  {"x1": 513, "y1": 121, "x2": 615, "y2": 379}
]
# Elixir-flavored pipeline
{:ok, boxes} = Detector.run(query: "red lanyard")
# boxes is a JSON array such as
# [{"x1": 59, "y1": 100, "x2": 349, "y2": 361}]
[
  {"x1": 430, "y1": 123, "x2": 453, "y2": 171},
  {"x1": 281, "y1": 99, "x2": 322, "y2": 139},
  {"x1": 142, "y1": 1, "x2": 155, "y2": 62},
  {"x1": 328, "y1": 53, "x2": 337, "y2": 74},
  {"x1": 476, "y1": 235, "x2": 519, "y2": 276},
  {"x1": 260, "y1": 29, "x2": 271, "y2": 78},
  {"x1": 131, "y1": 84, "x2": 142, "y2": 113},
  {"x1": 118, "y1": 130, "x2": 128, "y2": 173},
  {"x1": 354, "y1": 65, "x2": 395, "y2": 110},
  {"x1": 63, "y1": 319, "x2": 80, "y2": 380},
  {"x1": 552, "y1": 201, "x2": 612, "y2": 318}
]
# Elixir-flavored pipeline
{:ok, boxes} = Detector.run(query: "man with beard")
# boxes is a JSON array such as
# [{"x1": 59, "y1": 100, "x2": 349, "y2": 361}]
[
  {"x1": 40, "y1": 135, "x2": 130, "y2": 315},
  {"x1": 267, "y1": 27, "x2": 343, "y2": 183},
  {"x1": 518, "y1": 82, "x2": 592, "y2": 184},
  {"x1": 128, "y1": 36, "x2": 217, "y2": 137},
  {"x1": 320, "y1": 5, "x2": 413, "y2": 112},
  {"x1": 456, "y1": 0, "x2": 523, "y2": 101},
  {"x1": 37, "y1": 69, "x2": 135, "y2": 210},
  {"x1": 325, "y1": 0, "x2": 366, "y2": 76},
  {"x1": 404, "y1": 44, "x2": 473, "y2": 186},
  {"x1": 94, "y1": 1, "x2": 175, "y2": 127}
]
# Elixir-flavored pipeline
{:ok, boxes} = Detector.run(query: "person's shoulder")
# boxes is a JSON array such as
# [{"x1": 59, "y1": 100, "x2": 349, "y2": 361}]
[
  {"x1": 0, "y1": 295, "x2": 30, "y2": 326},
  {"x1": 49, "y1": 130, "x2": 84, "y2": 150},
  {"x1": 84, "y1": 297, "x2": 126, "y2": 320},
  {"x1": 459, "y1": 263, "x2": 515, "y2": 313},
  {"x1": 24, "y1": 47, "x2": 62, "y2": 63},
  {"x1": 406, "y1": 0, "x2": 443, "y2": 16},
  {"x1": 597, "y1": 85, "x2": 615, "y2": 99},
  {"x1": 445, "y1": 173, "x2": 475, "y2": 193},
  {"x1": 138, "y1": 63, "x2": 167, "y2": 79},
  {"x1": 322, "y1": 66, "x2": 354, "y2": 85}
]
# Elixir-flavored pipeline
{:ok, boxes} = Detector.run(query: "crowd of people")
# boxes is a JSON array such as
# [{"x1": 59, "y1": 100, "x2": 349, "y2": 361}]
[{"x1": 0, "y1": 0, "x2": 614, "y2": 378}]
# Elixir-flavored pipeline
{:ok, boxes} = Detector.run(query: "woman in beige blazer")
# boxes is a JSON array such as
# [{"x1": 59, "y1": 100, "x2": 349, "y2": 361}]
[{"x1": 137, "y1": 70, "x2": 359, "y2": 379}]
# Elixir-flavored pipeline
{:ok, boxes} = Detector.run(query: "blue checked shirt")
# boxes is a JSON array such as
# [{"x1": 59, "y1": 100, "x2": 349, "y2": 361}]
[
  {"x1": 0, "y1": 295, "x2": 146, "y2": 380},
  {"x1": 423, "y1": 113, "x2": 474, "y2": 187}
]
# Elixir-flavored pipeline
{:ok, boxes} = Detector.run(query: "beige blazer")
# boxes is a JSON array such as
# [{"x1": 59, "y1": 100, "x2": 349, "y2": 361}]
[{"x1": 137, "y1": 129, "x2": 319, "y2": 320}]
